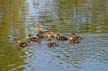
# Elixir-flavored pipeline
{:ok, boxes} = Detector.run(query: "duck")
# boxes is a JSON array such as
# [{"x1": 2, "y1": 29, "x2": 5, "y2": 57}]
[
  {"x1": 28, "y1": 34, "x2": 41, "y2": 43},
  {"x1": 16, "y1": 39, "x2": 28, "y2": 48},
  {"x1": 36, "y1": 24, "x2": 56, "y2": 39},
  {"x1": 69, "y1": 33, "x2": 81, "y2": 43},
  {"x1": 47, "y1": 39, "x2": 58, "y2": 48},
  {"x1": 36, "y1": 24, "x2": 48, "y2": 38},
  {"x1": 54, "y1": 34, "x2": 68, "y2": 41}
]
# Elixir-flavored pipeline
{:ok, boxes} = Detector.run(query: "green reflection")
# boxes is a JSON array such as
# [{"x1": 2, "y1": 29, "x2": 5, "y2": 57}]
[
  {"x1": 0, "y1": 0, "x2": 27, "y2": 71},
  {"x1": 45, "y1": 0, "x2": 108, "y2": 33}
]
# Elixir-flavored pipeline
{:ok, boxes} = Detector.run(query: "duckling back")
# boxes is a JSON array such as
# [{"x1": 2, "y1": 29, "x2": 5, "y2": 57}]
[
  {"x1": 55, "y1": 34, "x2": 68, "y2": 41},
  {"x1": 37, "y1": 31, "x2": 49, "y2": 38},
  {"x1": 59, "y1": 36, "x2": 68, "y2": 41}
]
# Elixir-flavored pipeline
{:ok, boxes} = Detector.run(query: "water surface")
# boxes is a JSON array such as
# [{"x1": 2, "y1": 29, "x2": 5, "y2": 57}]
[{"x1": 0, "y1": 0, "x2": 108, "y2": 71}]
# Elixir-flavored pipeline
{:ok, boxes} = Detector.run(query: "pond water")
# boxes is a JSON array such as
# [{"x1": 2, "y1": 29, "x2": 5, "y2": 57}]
[{"x1": 0, "y1": 0, "x2": 108, "y2": 71}]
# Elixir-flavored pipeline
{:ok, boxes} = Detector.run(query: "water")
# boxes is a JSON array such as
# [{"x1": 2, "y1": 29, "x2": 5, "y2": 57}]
[{"x1": 0, "y1": 0, "x2": 108, "y2": 71}]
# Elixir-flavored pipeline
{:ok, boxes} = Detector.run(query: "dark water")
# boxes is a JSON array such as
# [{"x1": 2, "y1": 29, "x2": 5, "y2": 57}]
[{"x1": 0, "y1": 0, "x2": 108, "y2": 71}]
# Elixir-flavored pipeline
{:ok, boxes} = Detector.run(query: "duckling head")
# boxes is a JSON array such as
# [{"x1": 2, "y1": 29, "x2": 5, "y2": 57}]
[{"x1": 37, "y1": 24, "x2": 43, "y2": 32}]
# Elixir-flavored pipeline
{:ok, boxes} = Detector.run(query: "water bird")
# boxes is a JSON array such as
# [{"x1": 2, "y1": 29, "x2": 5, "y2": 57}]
[
  {"x1": 28, "y1": 34, "x2": 41, "y2": 43},
  {"x1": 69, "y1": 33, "x2": 81, "y2": 43},
  {"x1": 47, "y1": 39, "x2": 58, "y2": 48},
  {"x1": 36, "y1": 24, "x2": 56, "y2": 38},
  {"x1": 16, "y1": 39, "x2": 28, "y2": 48}
]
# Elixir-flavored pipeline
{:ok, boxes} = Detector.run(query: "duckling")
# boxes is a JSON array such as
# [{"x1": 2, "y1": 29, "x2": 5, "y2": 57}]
[
  {"x1": 54, "y1": 34, "x2": 68, "y2": 41},
  {"x1": 69, "y1": 33, "x2": 81, "y2": 43},
  {"x1": 36, "y1": 24, "x2": 55, "y2": 38},
  {"x1": 28, "y1": 34, "x2": 41, "y2": 43},
  {"x1": 47, "y1": 39, "x2": 58, "y2": 48},
  {"x1": 16, "y1": 39, "x2": 28, "y2": 48},
  {"x1": 74, "y1": 36, "x2": 81, "y2": 43},
  {"x1": 28, "y1": 34, "x2": 33, "y2": 43},
  {"x1": 69, "y1": 33, "x2": 76, "y2": 42}
]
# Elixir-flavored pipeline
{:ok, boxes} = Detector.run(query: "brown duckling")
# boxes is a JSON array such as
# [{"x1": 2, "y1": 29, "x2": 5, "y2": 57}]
[
  {"x1": 69, "y1": 33, "x2": 81, "y2": 43},
  {"x1": 28, "y1": 34, "x2": 33, "y2": 42},
  {"x1": 54, "y1": 34, "x2": 68, "y2": 41},
  {"x1": 16, "y1": 39, "x2": 28, "y2": 48},
  {"x1": 74, "y1": 36, "x2": 81, "y2": 43},
  {"x1": 28, "y1": 34, "x2": 41, "y2": 43},
  {"x1": 47, "y1": 39, "x2": 58, "y2": 48}
]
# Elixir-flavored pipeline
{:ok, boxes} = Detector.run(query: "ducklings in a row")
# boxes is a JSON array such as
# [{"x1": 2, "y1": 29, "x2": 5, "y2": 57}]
[
  {"x1": 15, "y1": 24, "x2": 82, "y2": 48},
  {"x1": 36, "y1": 24, "x2": 69, "y2": 40},
  {"x1": 36, "y1": 24, "x2": 81, "y2": 44}
]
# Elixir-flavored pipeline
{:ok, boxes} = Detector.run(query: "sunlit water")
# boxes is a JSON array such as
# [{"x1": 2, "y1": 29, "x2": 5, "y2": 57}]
[{"x1": 0, "y1": 0, "x2": 108, "y2": 71}]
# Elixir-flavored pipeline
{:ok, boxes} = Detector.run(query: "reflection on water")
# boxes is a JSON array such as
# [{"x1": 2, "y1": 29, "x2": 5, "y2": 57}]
[
  {"x1": 22, "y1": 33, "x2": 108, "y2": 71},
  {"x1": 0, "y1": 0, "x2": 108, "y2": 71},
  {"x1": 0, "y1": 0, "x2": 27, "y2": 71}
]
